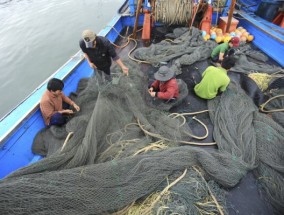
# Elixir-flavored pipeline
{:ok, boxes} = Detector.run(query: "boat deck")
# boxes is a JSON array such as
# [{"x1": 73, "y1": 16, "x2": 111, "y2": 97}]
[{"x1": 113, "y1": 26, "x2": 275, "y2": 214}]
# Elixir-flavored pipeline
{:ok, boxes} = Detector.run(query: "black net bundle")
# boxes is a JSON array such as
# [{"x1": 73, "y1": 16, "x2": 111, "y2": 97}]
[
  {"x1": 133, "y1": 27, "x2": 217, "y2": 75},
  {"x1": 230, "y1": 45, "x2": 283, "y2": 74}
]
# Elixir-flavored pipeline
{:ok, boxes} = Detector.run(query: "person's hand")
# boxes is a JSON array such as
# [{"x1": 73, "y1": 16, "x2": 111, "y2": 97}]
[
  {"x1": 148, "y1": 87, "x2": 153, "y2": 93},
  {"x1": 121, "y1": 66, "x2": 129, "y2": 76},
  {"x1": 62, "y1": 109, "x2": 74, "y2": 114},
  {"x1": 89, "y1": 63, "x2": 97, "y2": 69},
  {"x1": 149, "y1": 92, "x2": 156, "y2": 97},
  {"x1": 73, "y1": 103, "x2": 80, "y2": 112}
]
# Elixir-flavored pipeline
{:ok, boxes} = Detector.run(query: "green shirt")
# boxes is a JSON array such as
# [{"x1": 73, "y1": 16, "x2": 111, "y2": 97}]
[
  {"x1": 194, "y1": 66, "x2": 230, "y2": 99},
  {"x1": 211, "y1": 42, "x2": 229, "y2": 58}
]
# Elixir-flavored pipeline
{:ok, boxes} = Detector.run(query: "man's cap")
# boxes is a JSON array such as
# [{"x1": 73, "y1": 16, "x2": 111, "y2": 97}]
[
  {"x1": 154, "y1": 66, "x2": 175, "y2": 82},
  {"x1": 82, "y1": 30, "x2": 96, "y2": 48},
  {"x1": 230, "y1": 37, "x2": 240, "y2": 47}
]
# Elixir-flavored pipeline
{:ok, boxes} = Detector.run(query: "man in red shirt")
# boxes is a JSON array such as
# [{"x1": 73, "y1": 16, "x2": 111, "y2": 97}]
[
  {"x1": 40, "y1": 78, "x2": 80, "y2": 126},
  {"x1": 148, "y1": 66, "x2": 179, "y2": 102}
]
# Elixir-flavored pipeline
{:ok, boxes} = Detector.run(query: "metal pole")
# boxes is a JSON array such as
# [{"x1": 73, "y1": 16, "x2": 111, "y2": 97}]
[
  {"x1": 133, "y1": 0, "x2": 143, "y2": 39},
  {"x1": 226, "y1": 0, "x2": 236, "y2": 33}
]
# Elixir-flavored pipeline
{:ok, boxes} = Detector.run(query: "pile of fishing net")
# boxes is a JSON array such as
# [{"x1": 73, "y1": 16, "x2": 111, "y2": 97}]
[
  {"x1": 0, "y1": 26, "x2": 284, "y2": 214},
  {"x1": 0, "y1": 57, "x2": 283, "y2": 214},
  {"x1": 133, "y1": 27, "x2": 217, "y2": 75},
  {"x1": 230, "y1": 45, "x2": 283, "y2": 74},
  {"x1": 133, "y1": 26, "x2": 283, "y2": 77}
]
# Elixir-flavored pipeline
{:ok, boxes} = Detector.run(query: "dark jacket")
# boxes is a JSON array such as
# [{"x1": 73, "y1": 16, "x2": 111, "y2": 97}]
[
  {"x1": 151, "y1": 78, "x2": 179, "y2": 100},
  {"x1": 79, "y1": 36, "x2": 119, "y2": 69}
]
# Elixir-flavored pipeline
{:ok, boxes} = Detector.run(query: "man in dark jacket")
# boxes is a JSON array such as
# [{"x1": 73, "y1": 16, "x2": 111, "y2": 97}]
[
  {"x1": 79, "y1": 29, "x2": 129, "y2": 81},
  {"x1": 148, "y1": 66, "x2": 179, "y2": 102}
]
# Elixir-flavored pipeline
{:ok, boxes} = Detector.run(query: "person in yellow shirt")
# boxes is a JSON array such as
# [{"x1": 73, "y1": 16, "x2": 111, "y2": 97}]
[{"x1": 194, "y1": 56, "x2": 236, "y2": 99}]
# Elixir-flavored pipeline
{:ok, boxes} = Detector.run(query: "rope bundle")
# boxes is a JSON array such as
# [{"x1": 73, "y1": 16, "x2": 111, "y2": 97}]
[{"x1": 155, "y1": 0, "x2": 193, "y2": 25}]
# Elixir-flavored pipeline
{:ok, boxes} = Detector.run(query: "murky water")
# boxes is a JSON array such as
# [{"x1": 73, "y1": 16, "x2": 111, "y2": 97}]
[{"x1": 0, "y1": 0, "x2": 124, "y2": 118}]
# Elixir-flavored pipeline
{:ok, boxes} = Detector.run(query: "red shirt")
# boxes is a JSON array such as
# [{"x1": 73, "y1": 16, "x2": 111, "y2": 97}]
[
  {"x1": 151, "y1": 78, "x2": 179, "y2": 100},
  {"x1": 40, "y1": 90, "x2": 73, "y2": 125}
]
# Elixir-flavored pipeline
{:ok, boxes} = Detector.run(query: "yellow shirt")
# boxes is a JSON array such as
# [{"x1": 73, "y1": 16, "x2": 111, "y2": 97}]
[{"x1": 194, "y1": 66, "x2": 230, "y2": 99}]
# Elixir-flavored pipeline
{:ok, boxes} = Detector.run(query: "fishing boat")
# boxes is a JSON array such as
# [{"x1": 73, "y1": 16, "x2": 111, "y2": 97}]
[
  {"x1": 233, "y1": 0, "x2": 284, "y2": 66},
  {"x1": 0, "y1": 0, "x2": 283, "y2": 214}
]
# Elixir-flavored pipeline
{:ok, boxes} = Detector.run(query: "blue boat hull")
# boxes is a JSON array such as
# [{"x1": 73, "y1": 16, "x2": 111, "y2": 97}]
[{"x1": 236, "y1": 11, "x2": 284, "y2": 67}]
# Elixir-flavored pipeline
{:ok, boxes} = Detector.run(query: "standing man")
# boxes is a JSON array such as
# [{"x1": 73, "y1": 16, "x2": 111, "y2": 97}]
[
  {"x1": 194, "y1": 56, "x2": 236, "y2": 99},
  {"x1": 148, "y1": 66, "x2": 179, "y2": 102},
  {"x1": 40, "y1": 78, "x2": 80, "y2": 126},
  {"x1": 211, "y1": 37, "x2": 240, "y2": 63},
  {"x1": 79, "y1": 29, "x2": 129, "y2": 81}
]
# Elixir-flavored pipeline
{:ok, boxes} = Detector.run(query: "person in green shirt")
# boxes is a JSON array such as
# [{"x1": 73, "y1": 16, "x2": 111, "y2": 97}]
[
  {"x1": 211, "y1": 37, "x2": 240, "y2": 63},
  {"x1": 194, "y1": 56, "x2": 236, "y2": 99}
]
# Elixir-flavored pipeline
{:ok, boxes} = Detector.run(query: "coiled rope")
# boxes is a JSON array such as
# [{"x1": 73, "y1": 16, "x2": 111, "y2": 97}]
[
  {"x1": 155, "y1": 0, "x2": 193, "y2": 25},
  {"x1": 137, "y1": 117, "x2": 216, "y2": 146}
]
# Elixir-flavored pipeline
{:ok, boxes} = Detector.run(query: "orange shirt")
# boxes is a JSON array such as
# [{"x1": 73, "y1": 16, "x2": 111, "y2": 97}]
[{"x1": 40, "y1": 90, "x2": 73, "y2": 125}]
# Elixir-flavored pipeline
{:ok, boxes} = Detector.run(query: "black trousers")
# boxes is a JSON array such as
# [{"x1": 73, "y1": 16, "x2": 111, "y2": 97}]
[{"x1": 95, "y1": 66, "x2": 111, "y2": 82}]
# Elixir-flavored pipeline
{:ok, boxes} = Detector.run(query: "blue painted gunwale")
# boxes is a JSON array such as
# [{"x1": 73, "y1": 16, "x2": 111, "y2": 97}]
[
  {"x1": 224, "y1": 0, "x2": 284, "y2": 67},
  {"x1": 236, "y1": 10, "x2": 284, "y2": 67}
]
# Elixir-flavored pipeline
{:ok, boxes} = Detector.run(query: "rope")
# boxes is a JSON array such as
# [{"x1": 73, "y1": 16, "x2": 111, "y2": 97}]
[
  {"x1": 137, "y1": 118, "x2": 216, "y2": 146},
  {"x1": 193, "y1": 166, "x2": 225, "y2": 215},
  {"x1": 259, "y1": 95, "x2": 284, "y2": 113},
  {"x1": 169, "y1": 113, "x2": 209, "y2": 140},
  {"x1": 143, "y1": 168, "x2": 188, "y2": 214},
  {"x1": 128, "y1": 38, "x2": 153, "y2": 65},
  {"x1": 155, "y1": 0, "x2": 193, "y2": 25},
  {"x1": 106, "y1": 25, "x2": 153, "y2": 65},
  {"x1": 132, "y1": 140, "x2": 167, "y2": 156},
  {"x1": 61, "y1": 132, "x2": 74, "y2": 151}
]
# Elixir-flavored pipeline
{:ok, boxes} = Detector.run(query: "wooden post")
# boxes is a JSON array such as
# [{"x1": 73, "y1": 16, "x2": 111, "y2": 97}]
[
  {"x1": 151, "y1": 0, "x2": 156, "y2": 26},
  {"x1": 133, "y1": 0, "x2": 143, "y2": 39},
  {"x1": 189, "y1": 0, "x2": 201, "y2": 30},
  {"x1": 225, "y1": 0, "x2": 236, "y2": 33}
]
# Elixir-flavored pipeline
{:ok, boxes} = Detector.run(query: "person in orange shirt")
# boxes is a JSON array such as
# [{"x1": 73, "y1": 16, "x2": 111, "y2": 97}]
[{"x1": 40, "y1": 78, "x2": 80, "y2": 126}]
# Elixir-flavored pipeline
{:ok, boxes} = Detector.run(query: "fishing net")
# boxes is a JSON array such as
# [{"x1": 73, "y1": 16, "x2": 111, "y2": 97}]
[
  {"x1": 230, "y1": 45, "x2": 283, "y2": 74},
  {"x1": 32, "y1": 126, "x2": 67, "y2": 156},
  {"x1": 254, "y1": 112, "x2": 284, "y2": 213},
  {"x1": 124, "y1": 167, "x2": 228, "y2": 215},
  {"x1": 260, "y1": 88, "x2": 284, "y2": 128},
  {"x1": 0, "y1": 26, "x2": 284, "y2": 215},
  {"x1": 208, "y1": 82, "x2": 284, "y2": 215},
  {"x1": 132, "y1": 26, "x2": 283, "y2": 78}
]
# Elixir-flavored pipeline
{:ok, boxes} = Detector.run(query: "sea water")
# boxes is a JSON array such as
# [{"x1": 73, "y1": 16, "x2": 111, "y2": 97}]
[{"x1": 0, "y1": 0, "x2": 125, "y2": 118}]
